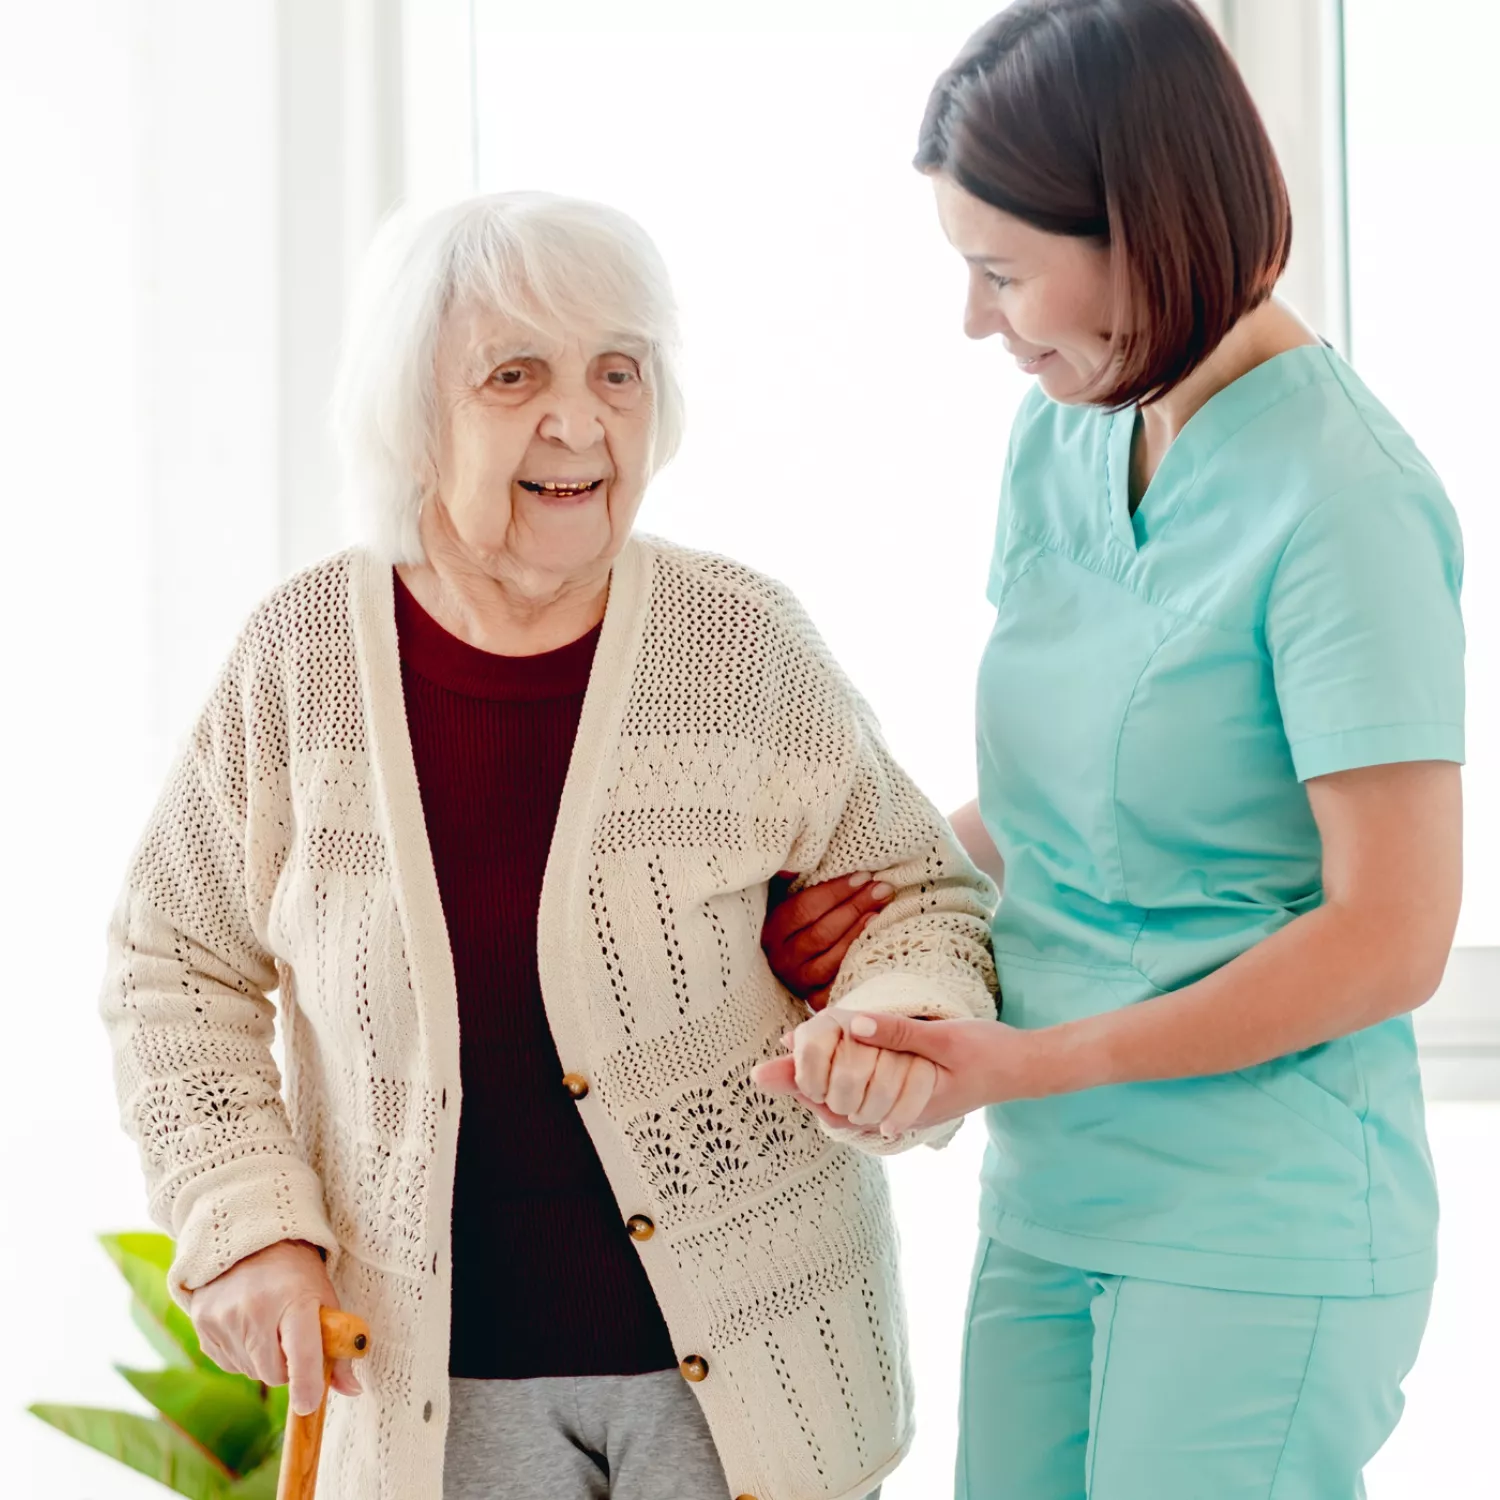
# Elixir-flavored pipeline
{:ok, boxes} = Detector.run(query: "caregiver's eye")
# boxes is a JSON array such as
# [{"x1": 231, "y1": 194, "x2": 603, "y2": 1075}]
[{"x1": 983, "y1": 270, "x2": 1014, "y2": 290}]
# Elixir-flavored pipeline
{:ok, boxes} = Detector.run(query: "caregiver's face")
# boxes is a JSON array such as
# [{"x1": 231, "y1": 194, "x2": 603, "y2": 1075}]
[
  {"x1": 428, "y1": 298, "x2": 655, "y2": 586},
  {"x1": 931, "y1": 172, "x2": 1117, "y2": 405}
]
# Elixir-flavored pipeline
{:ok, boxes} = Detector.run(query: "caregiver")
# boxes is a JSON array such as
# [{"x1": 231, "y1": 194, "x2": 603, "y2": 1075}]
[{"x1": 756, "y1": 1, "x2": 1465, "y2": 1496}]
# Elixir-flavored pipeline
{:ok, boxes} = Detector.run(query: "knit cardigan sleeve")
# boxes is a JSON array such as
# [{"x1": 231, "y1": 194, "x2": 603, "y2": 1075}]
[
  {"x1": 772, "y1": 585, "x2": 1000, "y2": 1154},
  {"x1": 100, "y1": 619, "x2": 337, "y2": 1307}
]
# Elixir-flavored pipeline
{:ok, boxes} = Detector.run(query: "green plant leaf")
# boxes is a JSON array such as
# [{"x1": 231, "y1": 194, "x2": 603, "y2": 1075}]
[
  {"x1": 230, "y1": 1383, "x2": 285, "y2": 1474},
  {"x1": 100, "y1": 1232, "x2": 214, "y2": 1372},
  {"x1": 229, "y1": 1453, "x2": 283, "y2": 1499},
  {"x1": 28, "y1": 1404, "x2": 236, "y2": 1499},
  {"x1": 235, "y1": 1399, "x2": 285, "y2": 1477},
  {"x1": 264, "y1": 1380, "x2": 289, "y2": 1432},
  {"x1": 131, "y1": 1295, "x2": 196, "y2": 1369},
  {"x1": 117, "y1": 1366, "x2": 275, "y2": 1476}
]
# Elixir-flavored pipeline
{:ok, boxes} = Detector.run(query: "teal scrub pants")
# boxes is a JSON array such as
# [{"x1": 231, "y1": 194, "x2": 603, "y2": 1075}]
[{"x1": 958, "y1": 1235, "x2": 1431, "y2": 1499}]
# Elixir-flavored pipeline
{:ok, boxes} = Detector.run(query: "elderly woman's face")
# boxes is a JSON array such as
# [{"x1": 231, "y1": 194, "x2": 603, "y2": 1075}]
[{"x1": 427, "y1": 299, "x2": 655, "y2": 583}]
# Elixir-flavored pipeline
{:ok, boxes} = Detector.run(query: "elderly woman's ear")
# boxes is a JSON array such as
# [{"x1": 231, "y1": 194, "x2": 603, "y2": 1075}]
[{"x1": 416, "y1": 452, "x2": 438, "y2": 508}]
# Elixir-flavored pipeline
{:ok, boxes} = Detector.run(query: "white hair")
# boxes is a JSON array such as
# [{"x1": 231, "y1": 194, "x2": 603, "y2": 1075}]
[{"x1": 331, "y1": 191, "x2": 686, "y2": 564}]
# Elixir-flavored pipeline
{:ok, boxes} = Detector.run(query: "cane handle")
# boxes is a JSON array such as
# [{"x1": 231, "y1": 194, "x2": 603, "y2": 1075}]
[{"x1": 274, "y1": 1308, "x2": 371, "y2": 1500}]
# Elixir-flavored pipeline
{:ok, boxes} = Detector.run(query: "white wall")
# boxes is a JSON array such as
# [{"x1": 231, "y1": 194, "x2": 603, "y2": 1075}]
[
  {"x1": 1, "y1": 1, "x2": 427, "y2": 1489},
  {"x1": 0, "y1": 3, "x2": 277, "y2": 1494},
  {"x1": 140, "y1": 0, "x2": 283, "y2": 765}
]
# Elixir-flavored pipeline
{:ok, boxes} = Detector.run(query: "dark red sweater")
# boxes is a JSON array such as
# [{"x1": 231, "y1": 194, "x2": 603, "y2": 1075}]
[{"x1": 394, "y1": 573, "x2": 677, "y2": 1380}]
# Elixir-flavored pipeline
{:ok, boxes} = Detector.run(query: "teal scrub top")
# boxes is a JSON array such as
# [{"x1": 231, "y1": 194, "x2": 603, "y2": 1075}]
[{"x1": 977, "y1": 344, "x2": 1465, "y2": 1298}]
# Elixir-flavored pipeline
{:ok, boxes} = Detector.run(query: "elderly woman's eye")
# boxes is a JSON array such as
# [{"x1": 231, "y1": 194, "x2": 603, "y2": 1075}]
[
  {"x1": 597, "y1": 355, "x2": 642, "y2": 389},
  {"x1": 492, "y1": 367, "x2": 528, "y2": 387}
]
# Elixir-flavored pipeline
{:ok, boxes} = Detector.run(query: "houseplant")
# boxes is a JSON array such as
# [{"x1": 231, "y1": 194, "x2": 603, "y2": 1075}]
[{"x1": 29, "y1": 1232, "x2": 286, "y2": 1497}]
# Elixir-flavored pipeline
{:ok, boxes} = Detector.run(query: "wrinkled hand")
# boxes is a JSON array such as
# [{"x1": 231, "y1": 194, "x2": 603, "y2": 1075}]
[
  {"x1": 189, "y1": 1239, "x2": 359, "y2": 1415},
  {"x1": 751, "y1": 1009, "x2": 938, "y2": 1141},
  {"x1": 761, "y1": 871, "x2": 895, "y2": 1010},
  {"x1": 755, "y1": 1011, "x2": 1043, "y2": 1136}
]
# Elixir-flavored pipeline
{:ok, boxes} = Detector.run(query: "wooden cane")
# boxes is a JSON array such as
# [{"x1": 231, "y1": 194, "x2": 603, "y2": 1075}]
[{"x1": 275, "y1": 1307, "x2": 371, "y2": 1500}]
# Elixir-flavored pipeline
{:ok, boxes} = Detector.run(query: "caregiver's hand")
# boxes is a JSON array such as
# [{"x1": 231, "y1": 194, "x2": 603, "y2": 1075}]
[
  {"x1": 756, "y1": 1009, "x2": 940, "y2": 1139},
  {"x1": 190, "y1": 1239, "x2": 361, "y2": 1415},
  {"x1": 756, "y1": 1011, "x2": 1040, "y2": 1136},
  {"x1": 762, "y1": 871, "x2": 895, "y2": 1010}
]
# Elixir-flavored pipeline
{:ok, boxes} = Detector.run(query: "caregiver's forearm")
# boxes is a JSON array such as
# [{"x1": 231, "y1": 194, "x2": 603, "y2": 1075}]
[
  {"x1": 1029, "y1": 902, "x2": 1449, "y2": 1095},
  {"x1": 949, "y1": 799, "x2": 1004, "y2": 888}
]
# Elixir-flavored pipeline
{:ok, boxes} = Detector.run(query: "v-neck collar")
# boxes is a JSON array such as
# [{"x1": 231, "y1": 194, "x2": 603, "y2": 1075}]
[
  {"x1": 1105, "y1": 342, "x2": 1336, "y2": 554},
  {"x1": 345, "y1": 537, "x2": 649, "y2": 1102}
]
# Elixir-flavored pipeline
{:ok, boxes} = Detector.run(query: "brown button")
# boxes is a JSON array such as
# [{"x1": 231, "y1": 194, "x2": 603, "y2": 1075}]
[
  {"x1": 561, "y1": 1073, "x2": 590, "y2": 1100},
  {"x1": 626, "y1": 1214, "x2": 655, "y2": 1242},
  {"x1": 679, "y1": 1355, "x2": 709, "y2": 1383}
]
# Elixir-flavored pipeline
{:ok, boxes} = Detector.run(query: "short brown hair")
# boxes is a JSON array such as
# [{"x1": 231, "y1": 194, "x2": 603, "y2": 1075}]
[{"x1": 915, "y1": 0, "x2": 1292, "y2": 409}]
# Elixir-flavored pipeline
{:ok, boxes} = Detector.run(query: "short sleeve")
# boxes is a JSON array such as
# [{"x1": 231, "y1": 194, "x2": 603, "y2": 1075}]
[{"x1": 1267, "y1": 481, "x2": 1465, "y2": 781}]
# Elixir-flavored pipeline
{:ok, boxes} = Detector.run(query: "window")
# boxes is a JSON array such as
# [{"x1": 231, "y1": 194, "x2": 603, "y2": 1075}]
[
  {"x1": 1343, "y1": 6, "x2": 1500, "y2": 1494},
  {"x1": 1344, "y1": 0, "x2": 1499, "y2": 950}
]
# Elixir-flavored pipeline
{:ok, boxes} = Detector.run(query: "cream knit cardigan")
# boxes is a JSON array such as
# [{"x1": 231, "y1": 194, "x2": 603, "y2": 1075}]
[{"x1": 102, "y1": 539, "x2": 997, "y2": 1500}]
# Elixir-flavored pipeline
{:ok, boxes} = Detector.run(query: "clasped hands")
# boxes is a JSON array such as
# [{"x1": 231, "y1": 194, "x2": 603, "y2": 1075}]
[
  {"x1": 752, "y1": 1006, "x2": 1023, "y2": 1140},
  {"x1": 756, "y1": 868, "x2": 1041, "y2": 1137}
]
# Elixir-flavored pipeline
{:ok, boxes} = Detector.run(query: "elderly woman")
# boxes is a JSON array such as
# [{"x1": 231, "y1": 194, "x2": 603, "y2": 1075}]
[{"x1": 101, "y1": 191, "x2": 995, "y2": 1500}]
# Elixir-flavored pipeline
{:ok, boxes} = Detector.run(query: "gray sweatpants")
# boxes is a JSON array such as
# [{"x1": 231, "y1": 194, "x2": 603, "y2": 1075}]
[
  {"x1": 444, "y1": 1371, "x2": 730, "y2": 1500},
  {"x1": 444, "y1": 1373, "x2": 883, "y2": 1499}
]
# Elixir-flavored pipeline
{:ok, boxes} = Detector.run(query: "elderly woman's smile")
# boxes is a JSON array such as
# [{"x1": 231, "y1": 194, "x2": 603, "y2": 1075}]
[
  {"x1": 421, "y1": 298, "x2": 656, "y2": 603},
  {"x1": 516, "y1": 478, "x2": 606, "y2": 497}
]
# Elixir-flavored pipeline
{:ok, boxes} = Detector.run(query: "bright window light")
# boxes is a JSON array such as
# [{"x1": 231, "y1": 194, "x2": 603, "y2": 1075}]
[{"x1": 1344, "y1": 0, "x2": 1499, "y2": 948}]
